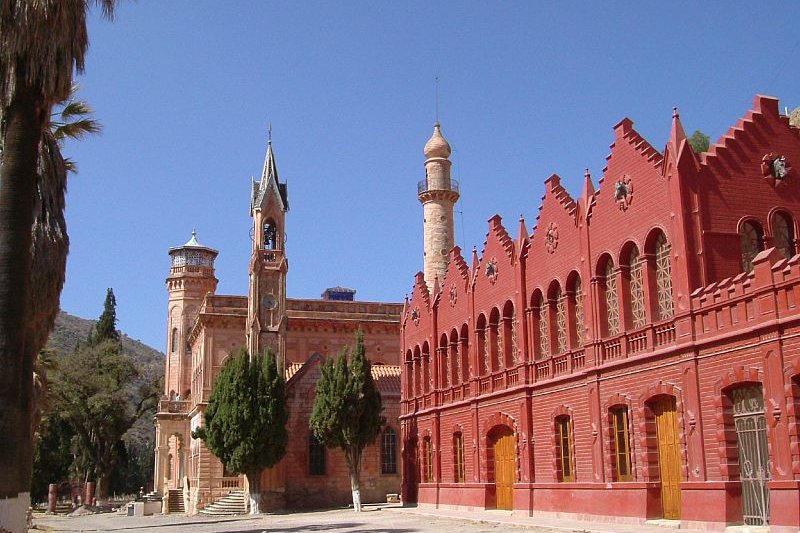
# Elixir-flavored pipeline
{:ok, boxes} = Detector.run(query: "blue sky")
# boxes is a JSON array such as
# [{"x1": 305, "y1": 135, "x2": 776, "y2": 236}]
[{"x1": 63, "y1": 1, "x2": 800, "y2": 351}]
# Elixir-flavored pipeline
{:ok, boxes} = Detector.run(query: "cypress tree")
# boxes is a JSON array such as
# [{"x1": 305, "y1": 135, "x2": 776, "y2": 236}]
[
  {"x1": 91, "y1": 288, "x2": 119, "y2": 345},
  {"x1": 193, "y1": 348, "x2": 287, "y2": 514},
  {"x1": 310, "y1": 331, "x2": 385, "y2": 511}
]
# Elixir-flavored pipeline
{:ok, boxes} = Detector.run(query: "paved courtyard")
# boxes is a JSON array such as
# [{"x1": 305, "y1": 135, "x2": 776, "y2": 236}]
[{"x1": 30, "y1": 503, "x2": 709, "y2": 533}]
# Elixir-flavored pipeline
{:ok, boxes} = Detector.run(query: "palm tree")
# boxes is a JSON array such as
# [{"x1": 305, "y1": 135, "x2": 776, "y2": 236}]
[{"x1": 0, "y1": 3, "x2": 114, "y2": 530}]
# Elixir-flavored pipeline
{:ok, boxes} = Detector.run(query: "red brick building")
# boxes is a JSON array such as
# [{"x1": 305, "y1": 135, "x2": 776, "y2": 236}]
[
  {"x1": 154, "y1": 135, "x2": 402, "y2": 513},
  {"x1": 401, "y1": 95, "x2": 800, "y2": 531}
]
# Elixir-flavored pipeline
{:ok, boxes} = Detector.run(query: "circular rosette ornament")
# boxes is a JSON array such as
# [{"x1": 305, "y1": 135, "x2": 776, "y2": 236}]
[{"x1": 762, "y1": 153, "x2": 792, "y2": 187}]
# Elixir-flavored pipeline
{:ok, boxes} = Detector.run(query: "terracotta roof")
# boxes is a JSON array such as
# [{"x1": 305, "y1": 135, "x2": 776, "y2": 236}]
[{"x1": 372, "y1": 364, "x2": 401, "y2": 395}]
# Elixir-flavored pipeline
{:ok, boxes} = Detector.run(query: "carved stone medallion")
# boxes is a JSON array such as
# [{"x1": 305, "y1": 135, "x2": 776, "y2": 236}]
[
  {"x1": 485, "y1": 258, "x2": 499, "y2": 284},
  {"x1": 615, "y1": 175, "x2": 633, "y2": 210},
  {"x1": 545, "y1": 222, "x2": 559, "y2": 254}
]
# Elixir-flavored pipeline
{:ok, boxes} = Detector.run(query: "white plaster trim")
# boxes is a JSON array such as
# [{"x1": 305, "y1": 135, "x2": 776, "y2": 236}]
[{"x1": 0, "y1": 492, "x2": 30, "y2": 533}]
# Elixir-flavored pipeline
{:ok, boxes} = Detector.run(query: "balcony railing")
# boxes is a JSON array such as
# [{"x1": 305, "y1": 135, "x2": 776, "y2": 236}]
[
  {"x1": 417, "y1": 178, "x2": 460, "y2": 196},
  {"x1": 158, "y1": 400, "x2": 190, "y2": 414}
]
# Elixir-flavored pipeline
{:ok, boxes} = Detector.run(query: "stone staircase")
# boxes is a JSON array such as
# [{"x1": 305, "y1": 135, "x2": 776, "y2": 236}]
[
  {"x1": 199, "y1": 490, "x2": 247, "y2": 516},
  {"x1": 167, "y1": 489, "x2": 185, "y2": 514}
]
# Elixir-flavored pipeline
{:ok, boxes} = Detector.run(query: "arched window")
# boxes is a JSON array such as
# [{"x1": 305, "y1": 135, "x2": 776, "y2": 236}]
[
  {"x1": 309, "y1": 432, "x2": 326, "y2": 475},
  {"x1": 740, "y1": 220, "x2": 764, "y2": 273},
  {"x1": 555, "y1": 416, "x2": 575, "y2": 482},
  {"x1": 404, "y1": 350, "x2": 413, "y2": 397},
  {"x1": 570, "y1": 275, "x2": 585, "y2": 348},
  {"x1": 263, "y1": 220, "x2": 277, "y2": 249},
  {"x1": 502, "y1": 301, "x2": 516, "y2": 366},
  {"x1": 554, "y1": 286, "x2": 567, "y2": 354},
  {"x1": 627, "y1": 245, "x2": 646, "y2": 329},
  {"x1": 476, "y1": 314, "x2": 488, "y2": 375},
  {"x1": 439, "y1": 334, "x2": 450, "y2": 389},
  {"x1": 381, "y1": 427, "x2": 397, "y2": 474},
  {"x1": 422, "y1": 436, "x2": 433, "y2": 482},
  {"x1": 489, "y1": 308, "x2": 501, "y2": 372},
  {"x1": 453, "y1": 431, "x2": 465, "y2": 482},
  {"x1": 449, "y1": 329, "x2": 460, "y2": 386},
  {"x1": 422, "y1": 342, "x2": 431, "y2": 393},
  {"x1": 413, "y1": 346, "x2": 421, "y2": 397},
  {"x1": 460, "y1": 324, "x2": 470, "y2": 381},
  {"x1": 772, "y1": 211, "x2": 796, "y2": 259},
  {"x1": 171, "y1": 327, "x2": 179, "y2": 353},
  {"x1": 603, "y1": 259, "x2": 620, "y2": 336},
  {"x1": 654, "y1": 233, "x2": 674, "y2": 320},
  {"x1": 610, "y1": 406, "x2": 632, "y2": 481},
  {"x1": 536, "y1": 292, "x2": 549, "y2": 359}
]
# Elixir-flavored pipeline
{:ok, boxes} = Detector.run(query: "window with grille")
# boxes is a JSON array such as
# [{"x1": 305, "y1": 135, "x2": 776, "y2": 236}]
[
  {"x1": 453, "y1": 432, "x2": 465, "y2": 482},
  {"x1": 772, "y1": 212, "x2": 795, "y2": 259},
  {"x1": 450, "y1": 340, "x2": 460, "y2": 385},
  {"x1": 573, "y1": 277, "x2": 584, "y2": 348},
  {"x1": 604, "y1": 260, "x2": 620, "y2": 336},
  {"x1": 494, "y1": 315, "x2": 503, "y2": 371},
  {"x1": 629, "y1": 247, "x2": 646, "y2": 328},
  {"x1": 381, "y1": 427, "x2": 397, "y2": 474},
  {"x1": 556, "y1": 287, "x2": 567, "y2": 354},
  {"x1": 422, "y1": 437, "x2": 433, "y2": 482},
  {"x1": 539, "y1": 298, "x2": 549, "y2": 358},
  {"x1": 441, "y1": 346, "x2": 449, "y2": 388},
  {"x1": 424, "y1": 352, "x2": 431, "y2": 392},
  {"x1": 655, "y1": 234, "x2": 674, "y2": 320},
  {"x1": 611, "y1": 407, "x2": 632, "y2": 481},
  {"x1": 510, "y1": 309, "x2": 518, "y2": 364},
  {"x1": 556, "y1": 416, "x2": 574, "y2": 482},
  {"x1": 740, "y1": 221, "x2": 764, "y2": 273},
  {"x1": 171, "y1": 327, "x2": 178, "y2": 353},
  {"x1": 309, "y1": 433, "x2": 326, "y2": 475}
]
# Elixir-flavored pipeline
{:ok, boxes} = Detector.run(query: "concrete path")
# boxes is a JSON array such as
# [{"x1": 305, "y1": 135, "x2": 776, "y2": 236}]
[{"x1": 31, "y1": 503, "x2": 709, "y2": 533}]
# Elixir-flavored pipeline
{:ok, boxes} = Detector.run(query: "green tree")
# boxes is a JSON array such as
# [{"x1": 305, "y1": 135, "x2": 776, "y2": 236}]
[
  {"x1": 90, "y1": 288, "x2": 119, "y2": 345},
  {"x1": 688, "y1": 130, "x2": 710, "y2": 154},
  {"x1": 310, "y1": 331, "x2": 385, "y2": 512},
  {"x1": 193, "y1": 349, "x2": 288, "y2": 514},
  {"x1": 0, "y1": 3, "x2": 114, "y2": 527}
]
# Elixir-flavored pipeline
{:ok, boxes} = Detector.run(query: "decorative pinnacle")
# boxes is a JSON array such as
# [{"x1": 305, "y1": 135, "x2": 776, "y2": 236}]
[
  {"x1": 268, "y1": 122, "x2": 272, "y2": 145},
  {"x1": 672, "y1": 106, "x2": 679, "y2": 119}
]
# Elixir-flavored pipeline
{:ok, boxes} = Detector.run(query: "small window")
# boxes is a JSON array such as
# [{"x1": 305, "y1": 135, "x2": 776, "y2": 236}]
[
  {"x1": 422, "y1": 436, "x2": 433, "y2": 482},
  {"x1": 309, "y1": 433, "x2": 326, "y2": 476},
  {"x1": 263, "y1": 221, "x2": 277, "y2": 249},
  {"x1": 171, "y1": 327, "x2": 179, "y2": 353},
  {"x1": 654, "y1": 233, "x2": 674, "y2": 320},
  {"x1": 740, "y1": 220, "x2": 764, "y2": 273},
  {"x1": 571, "y1": 276, "x2": 585, "y2": 348},
  {"x1": 628, "y1": 246, "x2": 646, "y2": 329},
  {"x1": 611, "y1": 407, "x2": 632, "y2": 481},
  {"x1": 381, "y1": 427, "x2": 397, "y2": 474},
  {"x1": 556, "y1": 416, "x2": 574, "y2": 482},
  {"x1": 772, "y1": 212, "x2": 796, "y2": 259},
  {"x1": 453, "y1": 432, "x2": 465, "y2": 483},
  {"x1": 604, "y1": 260, "x2": 620, "y2": 336}
]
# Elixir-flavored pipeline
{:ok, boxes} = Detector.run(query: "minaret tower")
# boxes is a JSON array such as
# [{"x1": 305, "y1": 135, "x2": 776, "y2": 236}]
[
  {"x1": 165, "y1": 230, "x2": 218, "y2": 398},
  {"x1": 247, "y1": 130, "x2": 289, "y2": 372},
  {"x1": 419, "y1": 122, "x2": 459, "y2": 284}
]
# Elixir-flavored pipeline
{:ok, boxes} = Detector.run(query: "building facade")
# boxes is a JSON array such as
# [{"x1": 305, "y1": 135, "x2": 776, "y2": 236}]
[
  {"x1": 400, "y1": 95, "x2": 800, "y2": 531},
  {"x1": 154, "y1": 136, "x2": 403, "y2": 513}
]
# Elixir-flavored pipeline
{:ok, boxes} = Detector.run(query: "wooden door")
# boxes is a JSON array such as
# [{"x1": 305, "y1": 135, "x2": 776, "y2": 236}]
[
  {"x1": 653, "y1": 397, "x2": 681, "y2": 519},
  {"x1": 493, "y1": 427, "x2": 515, "y2": 510}
]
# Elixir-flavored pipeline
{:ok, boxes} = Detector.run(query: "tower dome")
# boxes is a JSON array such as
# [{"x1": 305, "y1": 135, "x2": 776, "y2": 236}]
[{"x1": 423, "y1": 121, "x2": 451, "y2": 159}]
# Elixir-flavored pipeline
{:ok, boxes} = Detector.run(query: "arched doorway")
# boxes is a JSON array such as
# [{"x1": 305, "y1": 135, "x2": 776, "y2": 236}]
[
  {"x1": 489, "y1": 426, "x2": 515, "y2": 510},
  {"x1": 730, "y1": 384, "x2": 770, "y2": 526},
  {"x1": 652, "y1": 396, "x2": 681, "y2": 519}
]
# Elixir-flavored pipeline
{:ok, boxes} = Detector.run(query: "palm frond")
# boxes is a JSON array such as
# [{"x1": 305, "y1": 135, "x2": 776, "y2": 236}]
[
  {"x1": 53, "y1": 118, "x2": 102, "y2": 142},
  {"x1": 59, "y1": 100, "x2": 95, "y2": 121}
]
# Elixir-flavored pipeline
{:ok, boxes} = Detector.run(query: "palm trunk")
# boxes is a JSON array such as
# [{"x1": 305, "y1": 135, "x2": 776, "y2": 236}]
[
  {"x1": 346, "y1": 446, "x2": 363, "y2": 512},
  {"x1": 0, "y1": 74, "x2": 44, "y2": 533},
  {"x1": 246, "y1": 470, "x2": 261, "y2": 515}
]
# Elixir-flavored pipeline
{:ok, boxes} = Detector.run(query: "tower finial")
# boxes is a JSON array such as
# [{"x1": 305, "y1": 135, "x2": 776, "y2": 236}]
[
  {"x1": 672, "y1": 106, "x2": 679, "y2": 119},
  {"x1": 435, "y1": 76, "x2": 439, "y2": 123},
  {"x1": 268, "y1": 122, "x2": 272, "y2": 145}
]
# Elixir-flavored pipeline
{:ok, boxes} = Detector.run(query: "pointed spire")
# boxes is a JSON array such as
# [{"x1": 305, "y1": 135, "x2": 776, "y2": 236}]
[
  {"x1": 516, "y1": 215, "x2": 529, "y2": 255},
  {"x1": 582, "y1": 168, "x2": 595, "y2": 199},
  {"x1": 471, "y1": 245, "x2": 480, "y2": 273},
  {"x1": 669, "y1": 106, "x2": 687, "y2": 148},
  {"x1": 665, "y1": 105, "x2": 698, "y2": 169},
  {"x1": 432, "y1": 275, "x2": 441, "y2": 298}
]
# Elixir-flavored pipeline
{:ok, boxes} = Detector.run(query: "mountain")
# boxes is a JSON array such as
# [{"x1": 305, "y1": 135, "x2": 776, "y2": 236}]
[{"x1": 48, "y1": 311, "x2": 164, "y2": 381}]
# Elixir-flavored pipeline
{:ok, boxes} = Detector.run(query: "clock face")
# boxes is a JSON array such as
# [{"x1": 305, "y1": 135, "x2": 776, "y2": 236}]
[{"x1": 262, "y1": 294, "x2": 277, "y2": 310}]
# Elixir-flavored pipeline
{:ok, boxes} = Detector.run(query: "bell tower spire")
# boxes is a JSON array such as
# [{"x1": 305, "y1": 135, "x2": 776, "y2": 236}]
[
  {"x1": 419, "y1": 122, "x2": 459, "y2": 285},
  {"x1": 247, "y1": 127, "x2": 289, "y2": 371}
]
